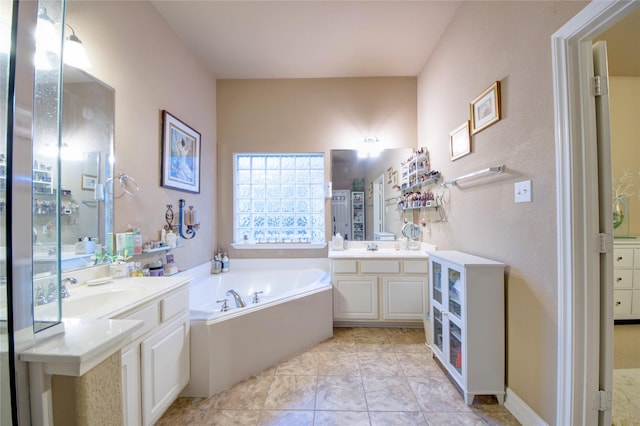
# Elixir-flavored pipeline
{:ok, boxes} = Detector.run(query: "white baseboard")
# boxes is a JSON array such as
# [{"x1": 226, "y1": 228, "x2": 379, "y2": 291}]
[{"x1": 504, "y1": 387, "x2": 549, "y2": 426}]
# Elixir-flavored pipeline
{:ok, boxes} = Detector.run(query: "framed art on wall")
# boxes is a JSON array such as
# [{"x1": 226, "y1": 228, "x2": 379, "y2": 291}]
[
  {"x1": 81, "y1": 174, "x2": 97, "y2": 190},
  {"x1": 449, "y1": 121, "x2": 471, "y2": 161},
  {"x1": 161, "y1": 110, "x2": 201, "y2": 193},
  {"x1": 470, "y1": 81, "x2": 501, "y2": 134}
]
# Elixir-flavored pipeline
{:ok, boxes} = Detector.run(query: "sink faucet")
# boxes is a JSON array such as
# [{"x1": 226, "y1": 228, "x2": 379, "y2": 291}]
[
  {"x1": 226, "y1": 289, "x2": 246, "y2": 308},
  {"x1": 61, "y1": 277, "x2": 78, "y2": 299},
  {"x1": 367, "y1": 243, "x2": 379, "y2": 251}
]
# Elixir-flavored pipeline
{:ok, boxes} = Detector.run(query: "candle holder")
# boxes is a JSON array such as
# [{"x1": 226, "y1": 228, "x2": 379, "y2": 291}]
[
  {"x1": 164, "y1": 204, "x2": 177, "y2": 232},
  {"x1": 178, "y1": 199, "x2": 199, "y2": 239}
]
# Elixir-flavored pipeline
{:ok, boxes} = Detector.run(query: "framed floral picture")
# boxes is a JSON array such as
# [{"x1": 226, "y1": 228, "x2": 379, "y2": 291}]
[
  {"x1": 387, "y1": 167, "x2": 394, "y2": 184},
  {"x1": 161, "y1": 110, "x2": 201, "y2": 193},
  {"x1": 449, "y1": 121, "x2": 471, "y2": 161},
  {"x1": 81, "y1": 174, "x2": 96, "y2": 190},
  {"x1": 470, "y1": 81, "x2": 501, "y2": 134}
]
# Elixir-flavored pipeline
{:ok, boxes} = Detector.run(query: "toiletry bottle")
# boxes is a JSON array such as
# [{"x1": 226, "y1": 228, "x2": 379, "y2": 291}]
[
  {"x1": 343, "y1": 234, "x2": 348, "y2": 250},
  {"x1": 133, "y1": 229, "x2": 142, "y2": 255},
  {"x1": 222, "y1": 252, "x2": 229, "y2": 272},
  {"x1": 166, "y1": 231, "x2": 177, "y2": 248}
]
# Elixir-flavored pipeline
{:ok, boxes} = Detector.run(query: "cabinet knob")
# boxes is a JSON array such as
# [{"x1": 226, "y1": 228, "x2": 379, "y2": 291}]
[
  {"x1": 617, "y1": 256, "x2": 623, "y2": 261},
  {"x1": 616, "y1": 277, "x2": 623, "y2": 282},
  {"x1": 615, "y1": 301, "x2": 621, "y2": 306}
]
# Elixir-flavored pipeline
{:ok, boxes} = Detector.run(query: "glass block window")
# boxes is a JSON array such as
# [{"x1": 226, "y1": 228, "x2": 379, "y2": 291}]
[{"x1": 234, "y1": 153, "x2": 325, "y2": 244}]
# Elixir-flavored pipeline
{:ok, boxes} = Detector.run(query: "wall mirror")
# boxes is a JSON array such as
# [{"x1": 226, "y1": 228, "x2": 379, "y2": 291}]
[
  {"x1": 331, "y1": 148, "x2": 412, "y2": 241},
  {"x1": 33, "y1": 65, "x2": 114, "y2": 275}
]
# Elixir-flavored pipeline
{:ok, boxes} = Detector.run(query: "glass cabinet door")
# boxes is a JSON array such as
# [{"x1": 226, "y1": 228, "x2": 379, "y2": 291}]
[
  {"x1": 448, "y1": 266, "x2": 462, "y2": 320},
  {"x1": 433, "y1": 306, "x2": 443, "y2": 352},
  {"x1": 432, "y1": 261, "x2": 442, "y2": 304},
  {"x1": 449, "y1": 320, "x2": 462, "y2": 375}
]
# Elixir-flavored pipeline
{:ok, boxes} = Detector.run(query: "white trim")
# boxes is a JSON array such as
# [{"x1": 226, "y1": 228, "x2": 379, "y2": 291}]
[
  {"x1": 552, "y1": 1, "x2": 640, "y2": 425},
  {"x1": 231, "y1": 243, "x2": 327, "y2": 250},
  {"x1": 504, "y1": 387, "x2": 548, "y2": 426}
]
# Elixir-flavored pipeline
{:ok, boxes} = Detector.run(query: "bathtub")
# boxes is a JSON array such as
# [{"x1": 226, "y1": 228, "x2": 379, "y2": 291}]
[{"x1": 179, "y1": 258, "x2": 333, "y2": 397}]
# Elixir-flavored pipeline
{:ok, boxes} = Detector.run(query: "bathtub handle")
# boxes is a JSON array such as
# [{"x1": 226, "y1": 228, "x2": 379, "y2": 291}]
[
  {"x1": 252, "y1": 291, "x2": 264, "y2": 304},
  {"x1": 216, "y1": 298, "x2": 230, "y2": 312}
]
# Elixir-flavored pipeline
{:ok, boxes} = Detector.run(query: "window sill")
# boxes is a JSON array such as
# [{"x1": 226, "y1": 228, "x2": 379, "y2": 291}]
[{"x1": 231, "y1": 243, "x2": 327, "y2": 250}]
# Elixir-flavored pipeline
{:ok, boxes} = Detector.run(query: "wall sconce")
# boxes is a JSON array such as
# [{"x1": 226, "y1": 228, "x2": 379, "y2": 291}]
[
  {"x1": 64, "y1": 23, "x2": 91, "y2": 69},
  {"x1": 178, "y1": 199, "x2": 199, "y2": 239},
  {"x1": 357, "y1": 136, "x2": 381, "y2": 158}
]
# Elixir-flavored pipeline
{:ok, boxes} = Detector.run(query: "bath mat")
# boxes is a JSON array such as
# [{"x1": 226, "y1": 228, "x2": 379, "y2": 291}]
[{"x1": 612, "y1": 368, "x2": 640, "y2": 426}]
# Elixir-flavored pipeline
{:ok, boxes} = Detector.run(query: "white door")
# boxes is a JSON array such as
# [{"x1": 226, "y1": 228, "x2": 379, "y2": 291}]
[
  {"x1": 593, "y1": 40, "x2": 613, "y2": 426},
  {"x1": 372, "y1": 175, "x2": 384, "y2": 235},
  {"x1": 331, "y1": 189, "x2": 351, "y2": 240}
]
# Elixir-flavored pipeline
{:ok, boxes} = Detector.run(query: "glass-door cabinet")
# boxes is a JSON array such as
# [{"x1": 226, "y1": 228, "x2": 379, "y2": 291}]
[
  {"x1": 428, "y1": 250, "x2": 506, "y2": 405},
  {"x1": 430, "y1": 258, "x2": 465, "y2": 383}
]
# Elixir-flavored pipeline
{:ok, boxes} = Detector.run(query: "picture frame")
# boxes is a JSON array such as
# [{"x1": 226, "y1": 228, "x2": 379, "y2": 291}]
[
  {"x1": 387, "y1": 167, "x2": 394, "y2": 184},
  {"x1": 161, "y1": 110, "x2": 201, "y2": 193},
  {"x1": 449, "y1": 121, "x2": 471, "y2": 161},
  {"x1": 81, "y1": 174, "x2": 97, "y2": 191},
  {"x1": 391, "y1": 171, "x2": 398, "y2": 187},
  {"x1": 470, "y1": 81, "x2": 501, "y2": 134}
]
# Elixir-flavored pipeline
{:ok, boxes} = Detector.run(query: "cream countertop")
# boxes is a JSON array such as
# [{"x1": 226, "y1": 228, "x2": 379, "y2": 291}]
[
  {"x1": 21, "y1": 275, "x2": 191, "y2": 374},
  {"x1": 328, "y1": 241, "x2": 436, "y2": 259}
]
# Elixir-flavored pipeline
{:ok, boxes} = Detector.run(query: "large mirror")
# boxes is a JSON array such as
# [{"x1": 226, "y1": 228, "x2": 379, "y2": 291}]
[
  {"x1": 331, "y1": 148, "x2": 412, "y2": 241},
  {"x1": 33, "y1": 65, "x2": 114, "y2": 273}
]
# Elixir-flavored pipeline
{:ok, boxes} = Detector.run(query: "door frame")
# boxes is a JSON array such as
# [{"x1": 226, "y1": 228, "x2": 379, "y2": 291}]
[{"x1": 552, "y1": 1, "x2": 640, "y2": 424}]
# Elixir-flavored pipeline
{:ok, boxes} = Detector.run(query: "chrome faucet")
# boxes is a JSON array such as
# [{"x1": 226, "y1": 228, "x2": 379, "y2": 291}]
[
  {"x1": 366, "y1": 243, "x2": 379, "y2": 251},
  {"x1": 60, "y1": 277, "x2": 78, "y2": 299},
  {"x1": 226, "y1": 289, "x2": 246, "y2": 308}
]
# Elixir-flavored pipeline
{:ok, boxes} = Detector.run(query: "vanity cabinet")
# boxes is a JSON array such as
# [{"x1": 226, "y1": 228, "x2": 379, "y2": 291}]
[
  {"x1": 331, "y1": 258, "x2": 428, "y2": 324},
  {"x1": 613, "y1": 240, "x2": 640, "y2": 320},
  {"x1": 428, "y1": 250, "x2": 505, "y2": 405},
  {"x1": 116, "y1": 284, "x2": 190, "y2": 425}
]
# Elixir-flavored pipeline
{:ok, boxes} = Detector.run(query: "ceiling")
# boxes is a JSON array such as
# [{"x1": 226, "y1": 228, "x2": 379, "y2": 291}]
[{"x1": 150, "y1": 1, "x2": 461, "y2": 79}]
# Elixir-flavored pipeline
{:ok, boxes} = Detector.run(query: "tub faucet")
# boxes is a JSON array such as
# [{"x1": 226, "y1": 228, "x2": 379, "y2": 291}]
[{"x1": 226, "y1": 289, "x2": 246, "y2": 308}]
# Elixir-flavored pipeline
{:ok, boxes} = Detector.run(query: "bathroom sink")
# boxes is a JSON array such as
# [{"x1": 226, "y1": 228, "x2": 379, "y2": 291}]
[{"x1": 62, "y1": 284, "x2": 150, "y2": 318}]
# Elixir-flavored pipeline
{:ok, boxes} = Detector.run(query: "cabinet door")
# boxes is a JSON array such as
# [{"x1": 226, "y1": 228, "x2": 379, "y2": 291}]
[
  {"x1": 121, "y1": 344, "x2": 141, "y2": 426},
  {"x1": 614, "y1": 290, "x2": 632, "y2": 317},
  {"x1": 382, "y1": 276, "x2": 426, "y2": 320},
  {"x1": 614, "y1": 248, "x2": 634, "y2": 268},
  {"x1": 140, "y1": 315, "x2": 190, "y2": 425},
  {"x1": 333, "y1": 275, "x2": 378, "y2": 319}
]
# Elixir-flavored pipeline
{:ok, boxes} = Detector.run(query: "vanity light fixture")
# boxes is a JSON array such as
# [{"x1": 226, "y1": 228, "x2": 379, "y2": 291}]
[
  {"x1": 357, "y1": 136, "x2": 381, "y2": 159},
  {"x1": 64, "y1": 23, "x2": 91, "y2": 69},
  {"x1": 35, "y1": 8, "x2": 57, "y2": 69}
]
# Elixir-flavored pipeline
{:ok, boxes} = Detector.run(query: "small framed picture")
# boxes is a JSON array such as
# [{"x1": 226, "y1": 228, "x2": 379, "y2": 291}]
[
  {"x1": 387, "y1": 167, "x2": 394, "y2": 184},
  {"x1": 81, "y1": 174, "x2": 97, "y2": 190},
  {"x1": 449, "y1": 121, "x2": 471, "y2": 161},
  {"x1": 470, "y1": 81, "x2": 501, "y2": 134},
  {"x1": 161, "y1": 110, "x2": 201, "y2": 193},
  {"x1": 392, "y1": 171, "x2": 398, "y2": 187}
]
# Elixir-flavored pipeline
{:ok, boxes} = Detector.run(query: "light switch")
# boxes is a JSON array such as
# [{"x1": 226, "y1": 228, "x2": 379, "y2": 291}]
[{"x1": 515, "y1": 180, "x2": 532, "y2": 203}]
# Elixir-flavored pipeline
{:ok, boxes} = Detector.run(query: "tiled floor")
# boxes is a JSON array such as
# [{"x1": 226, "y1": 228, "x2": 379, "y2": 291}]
[{"x1": 157, "y1": 327, "x2": 520, "y2": 425}]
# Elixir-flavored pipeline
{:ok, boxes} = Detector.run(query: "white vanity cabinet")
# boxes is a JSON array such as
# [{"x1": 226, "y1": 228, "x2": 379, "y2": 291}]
[
  {"x1": 331, "y1": 258, "x2": 428, "y2": 324},
  {"x1": 428, "y1": 250, "x2": 505, "y2": 405},
  {"x1": 115, "y1": 284, "x2": 190, "y2": 426},
  {"x1": 613, "y1": 240, "x2": 640, "y2": 320}
]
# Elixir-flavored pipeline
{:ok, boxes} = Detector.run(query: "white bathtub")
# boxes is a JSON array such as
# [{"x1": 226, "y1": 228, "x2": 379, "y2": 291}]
[{"x1": 179, "y1": 259, "x2": 333, "y2": 397}]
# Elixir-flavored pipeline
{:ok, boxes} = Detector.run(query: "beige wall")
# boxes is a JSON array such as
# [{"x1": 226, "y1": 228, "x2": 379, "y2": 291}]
[
  {"x1": 67, "y1": 0, "x2": 217, "y2": 270},
  {"x1": 217, "y1": 77, "x2": 417, "y2": 258},
  {"x1": 417, "y1": 1, "x2": 586, "y2": 422},
  {"x1": 610, "y1": 77, "x2": 640, "y2": 237}
]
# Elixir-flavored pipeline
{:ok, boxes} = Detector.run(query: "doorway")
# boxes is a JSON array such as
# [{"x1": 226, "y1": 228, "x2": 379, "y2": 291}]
[{"x1": 552, "y1": 1, "x2": 640, "y2": 425}]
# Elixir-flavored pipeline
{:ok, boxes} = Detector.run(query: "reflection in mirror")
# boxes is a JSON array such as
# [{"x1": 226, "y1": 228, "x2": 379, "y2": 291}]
[
  {"x1": 33, "y1": 65, "x2": 114, "y2": 277},
  {"x1": 331, "y1": 149, "x2": 412, "y2": 241}
]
